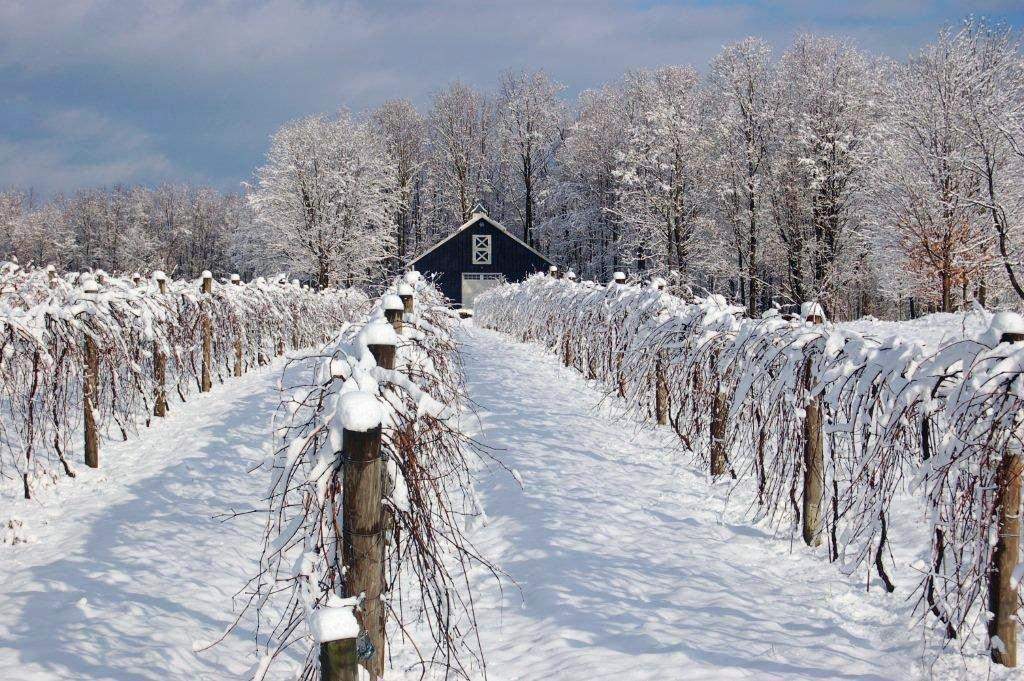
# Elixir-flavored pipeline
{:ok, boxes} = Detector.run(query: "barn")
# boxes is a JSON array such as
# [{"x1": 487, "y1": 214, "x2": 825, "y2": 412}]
[{"x1": 407, "y1": 209, "x2": 553, "y2": 308}]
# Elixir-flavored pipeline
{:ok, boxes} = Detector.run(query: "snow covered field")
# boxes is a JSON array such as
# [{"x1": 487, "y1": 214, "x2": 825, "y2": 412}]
[{"x1": 1, "y1": 322, "x2": 1021, "y2": 679}]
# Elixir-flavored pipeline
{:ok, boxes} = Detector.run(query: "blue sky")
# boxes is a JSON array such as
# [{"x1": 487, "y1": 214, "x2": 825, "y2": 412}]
[{"x1": 1, "y1": 1, "x2": 1021, "y2": 196}]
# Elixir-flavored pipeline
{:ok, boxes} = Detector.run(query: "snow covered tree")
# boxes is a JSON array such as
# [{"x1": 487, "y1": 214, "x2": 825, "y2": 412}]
[
  {"x1": 770, "y1": 35, "x2": 881, "y2": 315},
  {"x1": 545, "y1": 83, "x2": 629, "y2": 278},
  {"x1": 709, "y1": 38, "x2": 779, "y2": 315},
  {"x1": 371, "y1": 99, "x2": 427, "y2": 263},
  {"x1": 248, "y1": 112, "x2": 399, "y2": 287},
  {"x1": 426, "y1": 83, "x2": 495, "y2": 231},
  {"x1": 613, "y1": 66, "x2": 720, "y2": 285},
  {"x1": 956, "y1": 20, "x2": 1024, "y2": 307},
  {"x1": 496, "y1": 70, "x2": 566, "y2": 246},
  {"x1": 866, "y1": 32, "x2": 990, "y2": 312}
]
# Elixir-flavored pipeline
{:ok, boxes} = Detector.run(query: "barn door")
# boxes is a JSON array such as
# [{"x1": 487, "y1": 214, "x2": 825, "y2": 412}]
[{"x1": 461, "y1": 273, "x2": 501, "y2": 309}]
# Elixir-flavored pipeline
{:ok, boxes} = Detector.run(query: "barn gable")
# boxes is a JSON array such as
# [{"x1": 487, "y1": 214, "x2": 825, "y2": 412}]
[{"x1": 408, "y1": 212, "x2": 552, "y2": 307}]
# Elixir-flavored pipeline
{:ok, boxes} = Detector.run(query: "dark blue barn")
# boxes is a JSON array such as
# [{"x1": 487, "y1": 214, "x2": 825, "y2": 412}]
[{"x1": 408, "y1": 210, "x2": 553, "y2": 308}]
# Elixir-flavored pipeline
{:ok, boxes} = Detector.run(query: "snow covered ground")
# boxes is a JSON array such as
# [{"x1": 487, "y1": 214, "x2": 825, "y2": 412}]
[
  {"x1": 394, "y1": 323, "x2": 1019, "y2": 681},
  {"x1": 0, "y1": 363, "x2": 283, "y2": 679},
  {"x1": 1, "y1": 322, "x2": 1021, "y2": 679}
]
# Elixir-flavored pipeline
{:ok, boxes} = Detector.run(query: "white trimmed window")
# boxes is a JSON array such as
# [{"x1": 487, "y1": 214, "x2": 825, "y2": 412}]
[{"x1": 472, "y1": 234, "x2": 492, "y2": 265}]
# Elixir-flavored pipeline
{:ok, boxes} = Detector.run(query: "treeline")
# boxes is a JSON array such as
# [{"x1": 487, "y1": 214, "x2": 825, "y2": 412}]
[
  {"x1": 0, "y1": 185, "x2": 250, "y2": 280},
  {"x1": 3, "y1": 20, "x2": 1023, "y2": 317}
]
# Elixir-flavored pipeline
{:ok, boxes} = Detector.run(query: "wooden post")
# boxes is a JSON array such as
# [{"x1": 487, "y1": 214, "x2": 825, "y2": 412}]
[
  {"x1": 231, "y1": 274, "x2": 243, "y2": 377},
  {"x1": 320, "y1": 636, "x2": 359, "y2": 681},
  {"x1": 383, "y1": 296, "x2": 404, "y2": 334},
  {"x1": 83, "y1": 278, "x2": 100, "y2": 468},
  {"x1": 655, "y1": 351, "x2": 669, "y2": 426},
  {"x1": 368, "y1": 343, "x2": 395, "y2": 371},
  {"x1": 342, "y1": 421, "x2": 385, "y2": 679},
  {"x1": 990, "y1": 330, "x2": 1024, "y2": 667},
  {"x1": 710, "y1": 380, "x2": 727, "y2": 477},
  {"x1": 154, "y1": 274, "x2": 168, "y2": 416},
  {"x1": 398, "y1": 284, "x2": 414, "y2": 315},
  {"x1": 802, "y1": 310, "x2": 825, "y2": 547},
  {"x1": 201, "y1": 271, "x2": 213, "y2": 392}
]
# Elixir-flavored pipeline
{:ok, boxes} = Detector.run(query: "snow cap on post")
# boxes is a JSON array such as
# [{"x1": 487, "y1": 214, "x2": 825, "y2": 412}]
[
  {"x1": 404, "y1": 269, "x2": 421, "y2": 285},
  {"x1": 984, "y1": 311, "x2": 1024, "y2": 346},
  {"x1": 201, "y1": 270, "x2": 213, "y2": 280},
  {"x1": 360, "y1": 319, "x2": 398, "y2": 347},
  {"x1": 801, "y1": 301, "x2": 826, "y2": 324},
  {"x1": 397, "y1": 283, "x2": 414, "y2": 296},
  {"x1": 308, "y1": 595, "x2": 360, "y2": 643},
  {"x1": 81, "y1": 274, "x2": 99, "y2": 294},
  {"x1": 612, "y1": 271, "x2": 626, "y2": 285},
  {"x1": 382, "y1": 294, "x2": 403, "y2": 311},
  {"x1": 566, "y1": 270, "x2": 577, "y2": 281},
  {"x1": 337, "y1": 391, "x2": 383, "y2": 432},
  {"x1": 230, "y1": 273, "x2": 241, "y2": 284},
  {"x1": 153, "y1": 270, "x2": 167, "y2": 282}
]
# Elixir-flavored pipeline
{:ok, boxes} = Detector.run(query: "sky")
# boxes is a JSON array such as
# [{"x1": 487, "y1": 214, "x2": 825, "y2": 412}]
[{"x1": 1, "y1": 1, "x2": 1022, "y2": 197}]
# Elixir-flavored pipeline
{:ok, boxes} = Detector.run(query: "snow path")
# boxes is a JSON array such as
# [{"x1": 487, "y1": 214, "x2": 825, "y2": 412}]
[
  {"x1": 0, "y1": 364, "x2": 280, "y2": 680},
  {"x1": 0, "y1": 326, "x2": 998, "y2": 680},
  {"x1": 402, "y1": 325, "x2": 927, "y2": 680}
]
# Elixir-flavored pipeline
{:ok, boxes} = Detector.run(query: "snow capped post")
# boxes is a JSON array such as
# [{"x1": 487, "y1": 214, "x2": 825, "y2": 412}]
[
  {"x1": 655, "y1": 351, "x2": 669, "y2": 426},
  {"x1": 612, "y1": 271, "x2": 626, "y2": 286},
  {"x1": 82, "y1": 276, "x2": 100, "y2": 468},
  {"x1": 231, "y1": 274, "x2": 244, "y2": 377},
  {"x1": 548, "y1": 265, "x2": 559, "y2": 279},
  {"x1": 363, "y1": 320, "x2": 397, "y2": 371},
  {"x1": 397, "y1": 282, "x2": 414, "y2": 316},
  {"x1": 200, "y1": 271, "x2": 214, "y2": 392},
  {"x1": 339, "y1": 391, "x2": 386, "y2": 679},
  {"x1": 153, "y1": 271, "x2": 169, "y2": 417},
  {"x1": 801, "y1": 302, "x2": 826, "y2": 547},
  {"x1": 988, "y1": 313, "x2": 1024, "y2": 667},
  {"x1": 316, "y1": 598, "x2": 360, "y2": 681},
  {"x1": 382, "y1": 294, "x2": 404, "y2": 334},
  {"x1": 46, "y1": 264, "x2": 57, "y2": 287}
]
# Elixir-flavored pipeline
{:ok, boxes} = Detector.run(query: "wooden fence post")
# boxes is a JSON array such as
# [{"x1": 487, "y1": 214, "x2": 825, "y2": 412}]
[
  {"x1": 320, "y1": 635, "x2": 359, "y2": 681},
  {"x1": 655, "y1": 351, "x2": 669, "y2": 426},
  {"x1": 990, "y1": 330, "x2": 1024, "y2": 667},
  {"x1": 398, "y1": 284, "x2": 414, "y2": 315},
  {"x1": 802, "y1": 309, "x2": 825, "y2": 547},
  {"x1": 341, "y1": 397, "x2": 385, "y2": 680},
  {"x1": 154, "y1": 274, "x2": 169, "y2": 417},
  {"x1": 383, "y1": 295, "x2": 403, "y2": 334},
  {"x1": 231, "y1": 274, "x2": 244, "y2": 377},
  {"x1": 200, "y1": 271, "x2": 214, "y2": 392},
  {"x1": 710, "y1": 382, "x2": 727, "y2": 477},
  {"x1": 83, "y1": 278, "x2": 100, "y2": 468}
]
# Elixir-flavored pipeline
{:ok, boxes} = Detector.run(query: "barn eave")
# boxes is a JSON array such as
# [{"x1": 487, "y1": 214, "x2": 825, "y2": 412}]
[{"x1": 406, "y1": 213, "x2": 553, "y2": 268}]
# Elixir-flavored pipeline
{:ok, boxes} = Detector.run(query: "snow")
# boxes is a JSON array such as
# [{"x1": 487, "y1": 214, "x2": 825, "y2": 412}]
[
  {"x1": 2, "y1": 314, "x2": 1021, "y2": 680},
  {"x1": 382, "y1": 294, "x2": 404, "y2": 311},
  {"x1": 308, "y1": 596, "x2": 360, "y2": 643},
  {"x1": 336, "y1": 391, "x2": 382, "y2": 432},
  {"x1": 390, "y1": 324, "x2": 1019, "y2": 680},
  {"x1": 359, "y1": 319, "x2": 398, "y2": 346},
  {"x1": 0, "y1": 360, "x2": 290, "y2": 679}
]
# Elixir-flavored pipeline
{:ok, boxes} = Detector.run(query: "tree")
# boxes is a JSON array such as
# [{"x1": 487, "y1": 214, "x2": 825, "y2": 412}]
[
  {"x1": 613, "y1": 66, "x2": 719, "y2": 285},
  {"x1": 771, "y1": 34, "x2": 881, "y2": 315},
  {"x1": 248, "y1": 112, "x2": 399, "y2": 287},
  {"x1": 710, "y1": 38, "x2": 779, "y2": 315},
  {"x1": 957, "y1": 21, "x2": 1024, "y2": 306},
  {"x1": 371, "y1": 100, "x2": 426, "y2": 263},
  {"x1": 867, "y1": 33, "x2": 990, "y2": 312},
  {"x1": 496, "y1": 70, "x2": 566, "y2": 246},
  {"x1": 426, "y1": 83, "x2": 494, "y2": 231}
]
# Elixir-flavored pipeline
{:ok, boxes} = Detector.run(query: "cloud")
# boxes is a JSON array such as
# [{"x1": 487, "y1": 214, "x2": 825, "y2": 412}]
[{"x1": 0, "y1": 0, "x2": 1020, "y2": 195}]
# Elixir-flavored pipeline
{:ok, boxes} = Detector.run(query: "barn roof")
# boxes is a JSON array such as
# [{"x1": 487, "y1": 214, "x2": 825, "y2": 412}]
[{"x1": 407, "y1": 211, "x2": 553, "y2": 267}]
